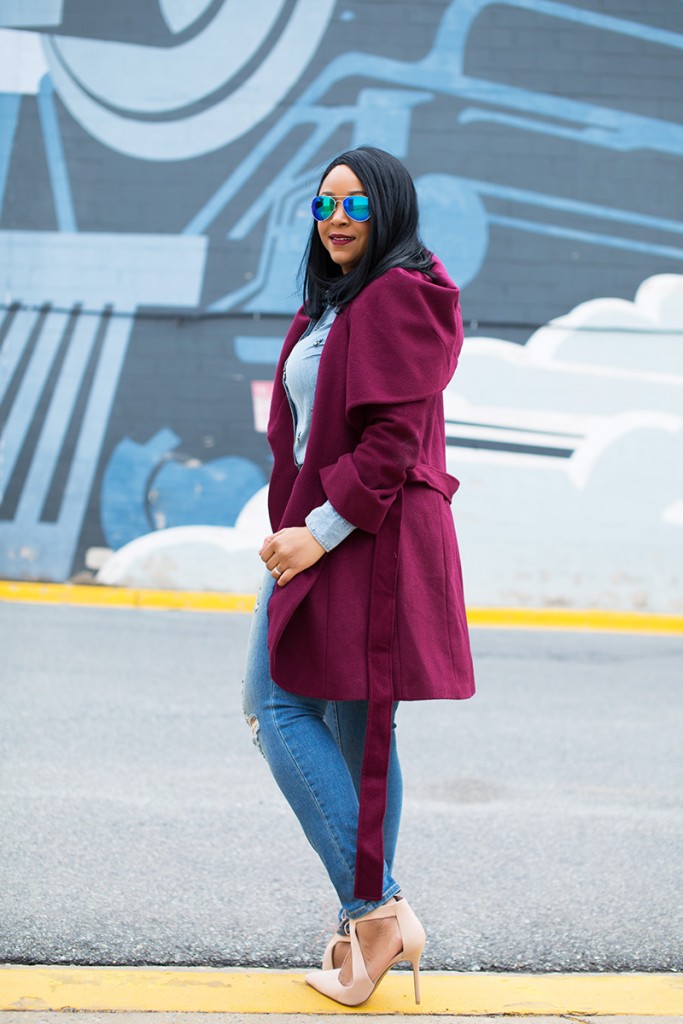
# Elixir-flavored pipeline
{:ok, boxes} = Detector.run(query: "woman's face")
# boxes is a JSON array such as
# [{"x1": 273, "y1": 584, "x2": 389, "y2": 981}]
[{"x1": 316, "y1": 164, "x2": 371, "y2": 275}]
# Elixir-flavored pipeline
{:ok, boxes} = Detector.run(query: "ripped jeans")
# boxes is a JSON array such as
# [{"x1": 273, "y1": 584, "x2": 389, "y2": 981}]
[{"x1": 242, "y1": 570, "x2": 402, "y2": 920}]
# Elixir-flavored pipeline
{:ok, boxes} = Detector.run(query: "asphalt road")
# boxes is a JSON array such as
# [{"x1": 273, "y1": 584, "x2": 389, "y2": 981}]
[{"x1": 1, "y1": 601, "x2": 681, "y2": 971}]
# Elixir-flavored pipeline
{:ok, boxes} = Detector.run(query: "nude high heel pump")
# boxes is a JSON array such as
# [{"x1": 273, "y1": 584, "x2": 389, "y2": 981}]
[{"x1": 306, "y1": 896, "x2": 426, "y2": 1007}]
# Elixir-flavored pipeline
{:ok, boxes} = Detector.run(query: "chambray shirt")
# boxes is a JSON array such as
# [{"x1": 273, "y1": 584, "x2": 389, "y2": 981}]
[{"x1": 282, "y1": 306, "x2": 355, "y2": 552}]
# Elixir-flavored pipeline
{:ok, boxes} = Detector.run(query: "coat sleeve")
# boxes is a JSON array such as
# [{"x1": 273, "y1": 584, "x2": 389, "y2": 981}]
[
  {"x1": 320, "y1": 398, "x2": 432, "y2": 533},
  {"x1": 319, "y1": 268, "x2": 460, "y2": 534}
]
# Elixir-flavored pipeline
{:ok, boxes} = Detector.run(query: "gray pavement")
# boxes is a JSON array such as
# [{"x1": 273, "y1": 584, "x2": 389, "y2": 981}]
[{"x1": 0, "y1": 602, "x2": 682, "y2": 971}]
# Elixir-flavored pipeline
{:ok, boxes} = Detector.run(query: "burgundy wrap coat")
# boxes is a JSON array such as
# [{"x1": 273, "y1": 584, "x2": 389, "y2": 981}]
[{"x1": 266, "y1": 256, "x2": 475, "y2": 899}]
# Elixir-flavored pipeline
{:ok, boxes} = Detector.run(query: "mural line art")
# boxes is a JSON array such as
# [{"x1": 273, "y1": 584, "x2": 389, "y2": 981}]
[
  {"x1": 189, "y1": 0, "x2": 683, "y2": 311},
  {"x1": 4, "y1": 0, "x2": 682, "y2": 303},
  {"x1": 41, "y1": 0, "x2": 338, "y2": 161},
  {"x1": 0, "y1": 232, "x2": 207, "y2": 580},
  {"x1": 0, "y1": 0, "x2": 682, "y2": 592}
]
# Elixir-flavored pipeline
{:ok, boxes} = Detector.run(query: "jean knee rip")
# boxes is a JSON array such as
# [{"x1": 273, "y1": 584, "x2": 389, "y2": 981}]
[{"x1": 245, "y1": 712, "x2": 265, "y2": 756}]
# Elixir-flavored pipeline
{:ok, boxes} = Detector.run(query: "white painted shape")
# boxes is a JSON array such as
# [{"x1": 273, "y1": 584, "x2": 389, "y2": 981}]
[
  {"x1": 663, "y1": 501, "x2": 683, "y2": 526},
  {"x1": 41, "y1": 0, "x2": 335, "y2": 159},
  {"x1": 566, "y1": 411, "x2": 682, "y2": 489},
  {"x1": 445, "y1": 422, "x2": 581, "y2": 448},
  {"x1": 96, "y1": 487, "x2": 271, "y2": 592},
  {"x1": 526, "y1": 275, "x2": 683, "y2": 374},
  {"x1": 451, "y1": 349, "x2": 682, "y2": 432},
  {"x1": 635, "y1": 274, "x2": 683, "y2": 328},
  {"x1": 445, "y1": 390, "x2": 598, "y2": 436},
  {"x1": 47, "y1": 0, "x2": 287, "y2": 113},
  {"x1": 0, "y1": 30, "x2": 49, "y2": 93},
  {"x1": 448, "y1": 447, "x2": 568, "y2": 471},
  {"x1": 95, "y1": 525, "x2": 264, "y2": 592},
  {"x1": 235, "y1": 485, "x2": 271, "y2": 538},
  {"x1": 445, "y1": 273, "x2": 683, "y2": 611},
  {"x1": 449, "y1": 425, "x2": 683, "y2": 611},
  {"x1": 84, "y1": 546, "x2": 113, "y2": 571}
]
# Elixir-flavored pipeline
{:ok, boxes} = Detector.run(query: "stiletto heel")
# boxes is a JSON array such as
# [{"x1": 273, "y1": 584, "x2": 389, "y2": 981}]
[
  {"x1": 306, "y1": 895, "x2": 426, "y2": 1007},
  {"x1": 412, "y1": 956, "x2": 421, "y2": 1004}
]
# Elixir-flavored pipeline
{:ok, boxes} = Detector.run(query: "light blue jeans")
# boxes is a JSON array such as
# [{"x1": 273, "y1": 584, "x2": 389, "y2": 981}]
[{"x1": 242, "y1": 570, "x2": 402, "y2": 920}]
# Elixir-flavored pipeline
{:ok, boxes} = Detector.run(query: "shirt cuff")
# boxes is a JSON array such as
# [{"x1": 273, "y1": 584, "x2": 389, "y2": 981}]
[{"x1": 305, "y1": 501, "x2": 356, "y2": 552}]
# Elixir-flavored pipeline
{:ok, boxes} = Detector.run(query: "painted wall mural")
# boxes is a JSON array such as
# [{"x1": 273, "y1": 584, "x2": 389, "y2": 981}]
[{"x1": 0, "y1": 0, "x2": 681, "y2": 609}]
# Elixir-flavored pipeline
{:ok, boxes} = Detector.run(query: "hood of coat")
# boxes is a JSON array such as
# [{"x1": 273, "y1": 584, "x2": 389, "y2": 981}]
[
  {"x1": 424, "y1": 255, "x2": 462, "y2": 379},
  {"x1": 266, "y1": 254, "x2": 463, "y2": 478},
  {"x1": 339, "y1": 255, "x2": 464, "y2": 420}
]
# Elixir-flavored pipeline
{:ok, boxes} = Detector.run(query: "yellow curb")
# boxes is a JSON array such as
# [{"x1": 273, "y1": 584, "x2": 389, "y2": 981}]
[
  {"x1": 1, "y1": 580, "x2": 683, "y2": 634},
  {"x1": 0, "y1": 581, "x2": 255, "y2": 614},
  {"x1": 1, "y1": 967, "x2": 682, "y2": 1015},
  {"x1": 465, "y1": 606, "x2": 683, "y2": 635}
]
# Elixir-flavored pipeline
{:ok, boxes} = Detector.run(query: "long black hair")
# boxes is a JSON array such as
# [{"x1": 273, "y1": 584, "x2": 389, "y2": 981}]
[{"x1": 301, "y1": 146, "x2": 434, "y2": 319}]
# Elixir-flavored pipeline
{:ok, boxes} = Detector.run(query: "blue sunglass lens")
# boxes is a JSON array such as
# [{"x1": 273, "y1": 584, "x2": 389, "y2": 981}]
[
  {"x1": 343, "y1": 196, "x2": 370, "y2": 221},
  {"x1": 311, "y1": 196, "x2": 336, "y2": 221},
  {"x1": 311, "y1": 195, "x2": 371, "y2": 222}
]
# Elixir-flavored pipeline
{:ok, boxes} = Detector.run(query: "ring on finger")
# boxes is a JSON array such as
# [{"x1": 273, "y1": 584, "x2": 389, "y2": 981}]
[{"x1": 273, "y1": 566, "x2": 282, "y2": 577}]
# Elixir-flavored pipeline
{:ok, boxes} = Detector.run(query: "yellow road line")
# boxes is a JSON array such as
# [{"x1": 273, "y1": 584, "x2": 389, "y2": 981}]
[
  {"x1": 1, "y1": 579, "x2": 683, "y2": 633},
  {"x1": 1, "y1": 967, "x2": 682, "y2": 1015}
]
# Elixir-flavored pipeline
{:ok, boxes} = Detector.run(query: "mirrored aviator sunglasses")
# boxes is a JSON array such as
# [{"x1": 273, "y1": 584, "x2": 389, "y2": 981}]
[{"x1": 311, "y1": 195, "x2": 371, "y2": 222}]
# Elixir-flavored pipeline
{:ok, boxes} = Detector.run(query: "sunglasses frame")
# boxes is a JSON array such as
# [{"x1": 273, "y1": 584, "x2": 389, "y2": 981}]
[{"x1": 311, "y1": 194, "x2": 371, "y2": 223}]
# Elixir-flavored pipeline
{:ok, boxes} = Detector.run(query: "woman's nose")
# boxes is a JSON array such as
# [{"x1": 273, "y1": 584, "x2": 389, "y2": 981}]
[{"x1": 330, "y1": 200, "x2": 349, "y2": 224}]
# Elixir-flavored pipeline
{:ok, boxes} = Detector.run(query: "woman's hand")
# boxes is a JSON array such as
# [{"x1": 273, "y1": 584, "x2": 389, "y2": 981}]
[{"x1": 260, "y1": 527, "x2": 326, "y2": 587}]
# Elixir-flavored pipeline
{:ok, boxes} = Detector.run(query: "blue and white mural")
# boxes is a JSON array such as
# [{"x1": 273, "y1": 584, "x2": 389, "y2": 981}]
[{"x1": 1, "y1": 0, "x2": 681, "y2": 609}]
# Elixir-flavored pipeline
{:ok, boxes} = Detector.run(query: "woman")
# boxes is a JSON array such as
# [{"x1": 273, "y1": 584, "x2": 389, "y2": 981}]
[{"x1": 242, "y1": 146, "x2": 475, "y2": 1006}]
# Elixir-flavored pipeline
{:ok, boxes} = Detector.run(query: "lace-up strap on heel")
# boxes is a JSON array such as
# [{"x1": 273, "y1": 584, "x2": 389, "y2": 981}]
[{"x1": 321, "y1": 916, "x2": 350, "y2": 970}]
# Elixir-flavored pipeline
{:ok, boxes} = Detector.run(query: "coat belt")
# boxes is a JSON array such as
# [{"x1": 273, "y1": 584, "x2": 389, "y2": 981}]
[{"x1": 353, "y1": 491, "x2": 403, "y2": 900}]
